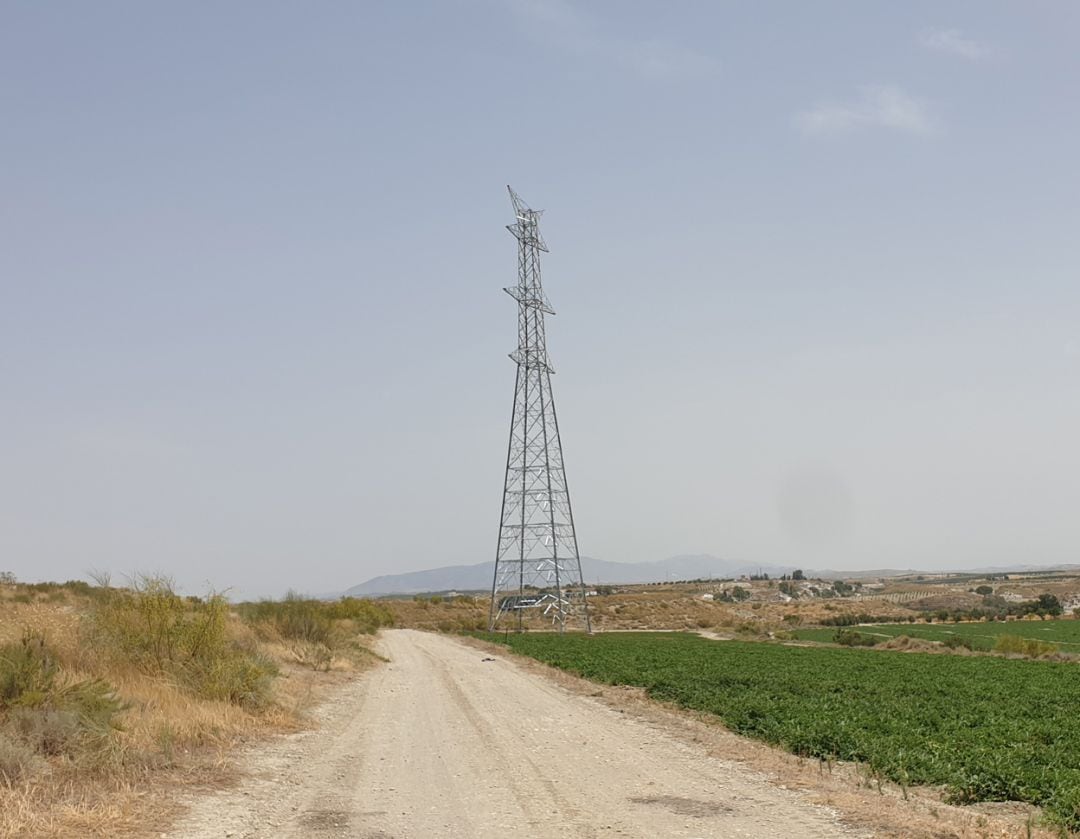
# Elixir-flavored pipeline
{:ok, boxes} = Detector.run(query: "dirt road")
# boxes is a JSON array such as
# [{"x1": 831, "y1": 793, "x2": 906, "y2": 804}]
[{"x1": 169, "y1": 629, "x2": 864, "y2": 838}]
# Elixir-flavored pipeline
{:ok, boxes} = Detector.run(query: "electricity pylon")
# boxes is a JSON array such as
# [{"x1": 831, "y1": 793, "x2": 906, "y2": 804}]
[{"x1": 489, "y1": 187, "x2": 591, "y2": 632}]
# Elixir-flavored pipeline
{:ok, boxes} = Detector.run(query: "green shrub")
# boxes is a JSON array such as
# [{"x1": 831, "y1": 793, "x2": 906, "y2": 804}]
[
  {"x1": 821, "y1": 612, "x2": 899, "y2": 627},
  {"x1": 0, "y1": 632, "x2": 125, "y2": 770},
  {"x1": 834, "y1": 629, "x2": 879, "y2": 647},
  {"x1": 87, "y1": 575, "x2": 274, "y2": 708},
  {"x1": 239, "y1": 593, "x2": 331, "y2": 644},
  {"x1": 182, "y1": 651, "x2": 278, "y2": 707},
  {"x1": 323, "y1": 597, "x2": 394, "y2": 634},
  {"x1": 238, "y1": 593, "x2": 393, "y2": 644},
  {"x1": 0, "y1": 631, "x2": 58, "y2": 708},
  {"x1": 88, "y1": 576, "x2": 230, "y2": 669},
  {"x1": 993, "y1": 635, "x2": 1057, "y2": 658}
]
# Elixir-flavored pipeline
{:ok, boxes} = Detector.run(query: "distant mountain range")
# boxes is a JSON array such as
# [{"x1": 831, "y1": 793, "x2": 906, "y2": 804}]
[
  {"x1": 340, "y1": 557, "x2": 1080, "y2": 597},
  {"x1": 343, "y1": 555, "x2": 795, "y2": 597}
]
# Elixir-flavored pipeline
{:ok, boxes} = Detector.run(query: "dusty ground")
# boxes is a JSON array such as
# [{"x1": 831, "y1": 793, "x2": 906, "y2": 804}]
[
  {"x1": 166, "y1": 630, "x2": 1056, "y2": 839},
  {"x1": 168, "y1": 629, "x2": 865, "y2": 838}
]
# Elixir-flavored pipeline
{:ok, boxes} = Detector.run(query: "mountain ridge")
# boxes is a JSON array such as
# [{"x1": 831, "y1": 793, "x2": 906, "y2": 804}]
[
  {"x1": 343, "y1": 554, "x2": 795, "y2": 596},
  {"x1": 340, "y1": 557, "x2": 1080, "y2": 597}
]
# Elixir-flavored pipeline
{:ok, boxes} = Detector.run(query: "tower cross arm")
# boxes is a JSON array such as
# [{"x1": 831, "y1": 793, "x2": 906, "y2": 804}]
[
  {"x1": 505, "y1": 185, "x2": 549, "y2": 252},
  {"x1": 504, "y1": 285, "x2": 555, "y2": 314},
  {"x1": 506, "y1": 222, "x2": 549, "y2": 253}
]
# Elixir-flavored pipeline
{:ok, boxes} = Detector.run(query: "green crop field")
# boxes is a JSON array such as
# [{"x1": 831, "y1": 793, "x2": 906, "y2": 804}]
[
  {"x1": 492, "y1": 631, "x2": 1080, "y2": 828},
  {"x1": 792, "y1": 618, "x2": 1080, "y2": 651}
]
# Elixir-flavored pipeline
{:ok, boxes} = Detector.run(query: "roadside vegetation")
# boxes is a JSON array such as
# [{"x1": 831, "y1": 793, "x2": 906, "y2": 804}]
[
  {"x1": 492, "y1": 631, "x2": 1080, "y2": 831},
  {"x1": 0, "y1": 575, "x2": 392, "y2": 838},
  {"x1": 380, "y1": 594, "x2": 488, "y2": 633},
  {"x1": 237, "y1": 593, "x2": 393, "y2": 671}
]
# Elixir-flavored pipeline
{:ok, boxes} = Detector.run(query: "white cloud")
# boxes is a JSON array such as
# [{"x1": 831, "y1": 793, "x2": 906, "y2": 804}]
[
  {"x1": 795, "y1": 86, "x2": 935, "y2": 137},
  {"x1": 919, "y1": 28, "x2": 991, "y2": 60},
  {"x1": 502, "y1": 0, "x2": 717, "y2": 79}
]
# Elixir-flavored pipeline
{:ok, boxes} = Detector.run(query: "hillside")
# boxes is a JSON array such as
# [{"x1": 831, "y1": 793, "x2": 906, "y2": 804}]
[
  {"x1": 343, "y1": 555, "x2": 796, "y2": 596},
  {"x1": 344, "y1": 558, "x2": 1080, "y2": 597}
]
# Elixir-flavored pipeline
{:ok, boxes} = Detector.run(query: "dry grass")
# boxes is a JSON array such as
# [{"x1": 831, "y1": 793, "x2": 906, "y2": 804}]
[
  {"x1": 0, "y1": 581, "x2": 385, "y2": 839},
  {"x1": 581, "y1": 590, "x2": 916, "y2": 634},
  {"x1": 383, "y1": 595, "x2": 489, "y2": 632},
  {"x1": 380, "y1": 588, "x2": 924, "y2": 636},
  {"x1": 380, "y1": 577, "x2": 1080, "y2": 637}
]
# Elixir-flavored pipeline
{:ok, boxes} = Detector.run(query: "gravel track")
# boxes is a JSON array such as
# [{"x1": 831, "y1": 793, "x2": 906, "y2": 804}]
[{"x1": 168, "y1": 629, "x2": 866, "y2": 839}]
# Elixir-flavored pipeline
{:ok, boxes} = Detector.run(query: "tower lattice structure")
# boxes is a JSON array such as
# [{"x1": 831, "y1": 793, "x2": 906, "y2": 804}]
[{"x1": 489, "y1": 187, "x2": 591, "y2": 632}]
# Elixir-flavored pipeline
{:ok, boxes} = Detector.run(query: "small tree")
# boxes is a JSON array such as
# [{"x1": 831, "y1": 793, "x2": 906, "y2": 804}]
[{"x1": 792, "y1": 569, "x2": 805, "y2": 581}]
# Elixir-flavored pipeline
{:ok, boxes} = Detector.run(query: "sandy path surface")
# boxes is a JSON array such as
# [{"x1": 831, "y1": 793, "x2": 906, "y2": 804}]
[{"x1": 169, "y1": 629, "x2": 866, "y2": 839}]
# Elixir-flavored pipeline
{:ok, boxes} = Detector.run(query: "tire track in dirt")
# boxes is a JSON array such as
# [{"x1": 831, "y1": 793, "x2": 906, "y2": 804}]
[{"x1": 168, "y1": 630, "x2": 866, "y2": 839}]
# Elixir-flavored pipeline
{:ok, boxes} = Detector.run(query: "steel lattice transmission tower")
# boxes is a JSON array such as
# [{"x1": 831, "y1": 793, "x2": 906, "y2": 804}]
[{"x1": 489, "y1": 187, "x2": 591, "y2": 633}]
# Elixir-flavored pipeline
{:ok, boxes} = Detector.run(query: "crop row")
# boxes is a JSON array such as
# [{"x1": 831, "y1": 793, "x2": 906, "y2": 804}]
[{"x1": 494, "y1": 631, "x2": 1080, "y2": 829}]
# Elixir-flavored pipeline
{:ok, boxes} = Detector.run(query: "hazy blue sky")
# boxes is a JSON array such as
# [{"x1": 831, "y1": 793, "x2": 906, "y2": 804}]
[{"x1": 3, "y1": 2, "x2": 1079, "y2": 597}]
